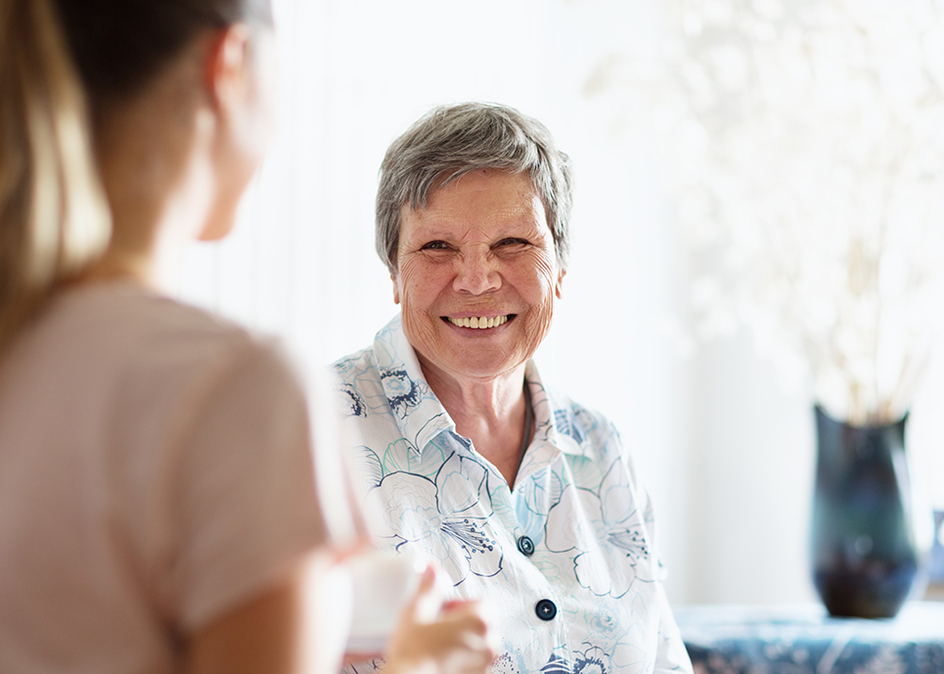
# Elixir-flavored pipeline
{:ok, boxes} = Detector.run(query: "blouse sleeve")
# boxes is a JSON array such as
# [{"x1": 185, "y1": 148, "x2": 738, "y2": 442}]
[
  {"x1": 654, "y1": 585, "x2": 695, "y2": 674},
  {"x1": 163, "y1": 340, "x2": 357, "y2": 632},
  {"x1": 612, "y1": 423, "x2": 694, "y2": 673}
]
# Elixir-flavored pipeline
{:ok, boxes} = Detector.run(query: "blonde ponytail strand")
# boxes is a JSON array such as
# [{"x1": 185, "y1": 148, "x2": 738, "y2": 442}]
[{"x1": 0, "y1": 0, "x2": 110, "y2": 351}]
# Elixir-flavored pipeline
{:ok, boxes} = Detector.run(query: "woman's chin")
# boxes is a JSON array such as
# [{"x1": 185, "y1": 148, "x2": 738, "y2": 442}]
[{"x1": 433, "y1": 349, "x2": 530, "y2": 384}]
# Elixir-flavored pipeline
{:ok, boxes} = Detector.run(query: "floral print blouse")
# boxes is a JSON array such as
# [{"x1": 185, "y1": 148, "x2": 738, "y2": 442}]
[{"x1": 333, "y1": 316, "x2": 692, "y2": 674}]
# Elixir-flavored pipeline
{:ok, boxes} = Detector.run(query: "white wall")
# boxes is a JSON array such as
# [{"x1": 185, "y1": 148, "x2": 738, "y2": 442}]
[
  {"x1": 176, "y1": 0, "x2": 942, "y2": 607},
  {"x1": 687, "y1": 331, "x2": 817, "y2": 603}
]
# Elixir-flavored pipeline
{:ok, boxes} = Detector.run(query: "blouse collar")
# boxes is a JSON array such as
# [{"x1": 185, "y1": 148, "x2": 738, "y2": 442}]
[{"x1": 372, "y1": 315, "x2": 590, "y2": 469}]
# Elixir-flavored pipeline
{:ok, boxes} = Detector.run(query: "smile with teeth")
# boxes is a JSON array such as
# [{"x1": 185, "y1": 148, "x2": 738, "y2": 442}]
[{"x1": 445, "y1": 315, "x2": 511, "y2": 329}]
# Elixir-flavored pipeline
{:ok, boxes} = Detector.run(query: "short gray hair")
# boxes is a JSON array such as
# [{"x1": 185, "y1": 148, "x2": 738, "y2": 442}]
[{"x1": 376, "y1": 102, "x2": 574, "y2": 273}]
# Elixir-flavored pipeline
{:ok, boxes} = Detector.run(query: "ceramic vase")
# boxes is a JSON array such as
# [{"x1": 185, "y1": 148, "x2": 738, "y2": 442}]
[{"x1": 811, "y1": 405, "x2": 931, "y2": 618}]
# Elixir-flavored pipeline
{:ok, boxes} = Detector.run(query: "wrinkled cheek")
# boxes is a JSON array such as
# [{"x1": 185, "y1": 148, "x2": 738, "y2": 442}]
[
  {"x1": 398, "y1": 294, "x2": 445, "y2": 359},
  {"x1": 396, "y1": 263, "x2": 445, "y2": 336},
  {"x1": 534, "y1": 293, "x2": 556, "y2": 333},
  {"x1": 399, "y1": 296, "x2": 431, "y2": 336},
  {"x1": 524, "y1": 268, "x2": 559, "y2": 351}
]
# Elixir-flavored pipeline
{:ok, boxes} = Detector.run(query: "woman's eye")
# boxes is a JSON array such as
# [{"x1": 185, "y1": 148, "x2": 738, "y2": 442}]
[
  {"x1": 421, "y1": 241, "x2": 449, "y2": 251},
  {"x1": 496, "y1": 238, "x2": 529, "y2": 248}
]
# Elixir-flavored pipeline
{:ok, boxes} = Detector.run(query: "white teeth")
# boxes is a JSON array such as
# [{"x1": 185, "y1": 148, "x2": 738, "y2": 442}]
[{"x1": 447, "y1": 315, "x2": 510, "y2": 329}]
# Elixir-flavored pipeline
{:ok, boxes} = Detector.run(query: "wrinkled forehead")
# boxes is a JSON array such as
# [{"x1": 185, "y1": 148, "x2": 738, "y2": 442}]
[
  {"x1": 401, "y1": 169, "x2": 547, "y2": 227},
  {"x1": 408, "y1": 168, "x2": 546, "y2": 218}
]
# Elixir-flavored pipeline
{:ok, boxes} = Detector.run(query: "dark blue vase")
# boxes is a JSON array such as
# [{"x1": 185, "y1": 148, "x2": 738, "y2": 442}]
[{"x1": 811, "y1": 405, "x2": 929, "y2": 618}]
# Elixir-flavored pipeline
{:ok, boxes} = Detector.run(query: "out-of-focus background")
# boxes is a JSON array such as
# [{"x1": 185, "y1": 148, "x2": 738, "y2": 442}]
[{"x1": 177, "y1": 0, "x2": 944, "y2": 606}]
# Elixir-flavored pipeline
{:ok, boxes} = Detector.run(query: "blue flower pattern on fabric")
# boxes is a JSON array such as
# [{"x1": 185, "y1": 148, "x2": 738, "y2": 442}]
[
  {"x1": 333, "y1": 316, "x2": 693, "y2": 674},
  {"x1": 339, "y1": 383, "x2": 367, "y2": 417},
  {"x1": 541, "y1": 654, "x2": 574, "y2": 674},
  {"x1": 379, "y1": 367, "x2": 425, "y2": 419}
]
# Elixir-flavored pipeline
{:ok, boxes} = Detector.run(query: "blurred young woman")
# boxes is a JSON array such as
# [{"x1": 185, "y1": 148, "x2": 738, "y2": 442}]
[{"x1": 0, "y1": 1, "x2": 492, "y2": 673}]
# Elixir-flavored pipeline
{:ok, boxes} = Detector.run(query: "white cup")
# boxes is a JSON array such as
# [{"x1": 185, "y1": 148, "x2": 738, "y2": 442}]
[{"x1": 345, "y1": 550, "x2": 426, "y2": 654}]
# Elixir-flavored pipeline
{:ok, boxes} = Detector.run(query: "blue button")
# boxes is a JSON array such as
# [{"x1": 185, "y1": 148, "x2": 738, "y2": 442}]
[
  {"x1": 517, "y1": 535, "x2": 535, "y2": 556},
  {"x1": 535, "y1": 599, "x2": 557, "y2": 621}
]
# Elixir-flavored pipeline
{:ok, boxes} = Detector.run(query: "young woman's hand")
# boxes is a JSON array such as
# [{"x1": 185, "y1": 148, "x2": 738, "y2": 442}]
[{"x1": 384, "y1": 566, "x2": 495, "y2": 674}]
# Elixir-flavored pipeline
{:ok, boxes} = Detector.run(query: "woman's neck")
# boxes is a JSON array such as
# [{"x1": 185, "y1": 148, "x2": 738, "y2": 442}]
[{"x1": 419, "y1": 357, "x2": 532, "y2": 488}]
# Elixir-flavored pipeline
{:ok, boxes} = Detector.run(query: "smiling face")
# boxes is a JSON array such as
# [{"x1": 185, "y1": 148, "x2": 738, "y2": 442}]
[{"x1": 393, "y1": 169, "x2": 565, "y2": 385}]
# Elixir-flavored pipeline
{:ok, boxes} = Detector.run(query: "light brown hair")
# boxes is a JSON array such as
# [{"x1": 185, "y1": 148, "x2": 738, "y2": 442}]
[{"x1": 0, "y1": 0, "x2": 109, "y2": 351}]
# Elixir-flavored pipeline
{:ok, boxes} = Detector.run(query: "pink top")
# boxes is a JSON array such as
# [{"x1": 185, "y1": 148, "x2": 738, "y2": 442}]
[{"x1": 0, "y1": 282, "x2": 357, "y2": 673}]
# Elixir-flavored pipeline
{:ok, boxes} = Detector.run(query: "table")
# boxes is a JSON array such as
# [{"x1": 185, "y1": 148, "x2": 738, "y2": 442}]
[{"x1": 675, "y1": 602, "x2": 944, "y2": 674}]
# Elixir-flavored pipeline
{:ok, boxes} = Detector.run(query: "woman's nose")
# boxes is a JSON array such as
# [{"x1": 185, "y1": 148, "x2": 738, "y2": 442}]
[{"x1": 453, "y1": 250, "x2": 501, "y2": 295}]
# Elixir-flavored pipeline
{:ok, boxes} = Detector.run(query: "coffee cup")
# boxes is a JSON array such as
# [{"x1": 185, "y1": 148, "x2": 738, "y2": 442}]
[{"x1": 345, "y1": 550, "x2": 426, "y2": 654}]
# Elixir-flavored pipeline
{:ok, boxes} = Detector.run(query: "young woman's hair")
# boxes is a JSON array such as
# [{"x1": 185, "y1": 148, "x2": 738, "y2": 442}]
[
  {"x1": 0, "y1": 0, "x2": 272, "y2": 351},
  {"x1": 0, "y1": 0, "x2": 109, "y2": 351}
]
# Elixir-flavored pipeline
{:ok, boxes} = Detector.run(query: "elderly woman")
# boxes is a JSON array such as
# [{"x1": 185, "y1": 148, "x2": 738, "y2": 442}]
[{"x1": 334, "y1": 103, "x2": 692, "y2": 674}]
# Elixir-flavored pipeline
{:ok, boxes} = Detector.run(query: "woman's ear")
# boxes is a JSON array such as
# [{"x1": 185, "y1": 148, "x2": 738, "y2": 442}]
[
  {"x1": 198, "y1": 24, "x2": 276, "y2": 242},
  {"x1": 555, "y1": 267, "x2": 566, "y2": 299},
  {"x1": 391, "y1": 273, "x2": 401, "y2": 305},
  {"x1": 204, "y1": 22, "x2": 276, "y2": 154},
  {"x1": 205, "y1": 24, "x2": 253, "y2": 111}
]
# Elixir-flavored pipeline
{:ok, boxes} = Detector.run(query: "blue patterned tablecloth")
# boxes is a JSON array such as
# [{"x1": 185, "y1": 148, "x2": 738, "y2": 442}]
[{"x1": 675, "y1": 602, "x2": 944, "y2": 674}]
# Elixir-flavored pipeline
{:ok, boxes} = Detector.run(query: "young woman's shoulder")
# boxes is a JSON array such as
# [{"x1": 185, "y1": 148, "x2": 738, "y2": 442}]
[
  {"x1": 43, "y1": 282, "x2": 286, "y2": 385},
  {"x1": 1, "y1": 282, "x2": 304, "y2": 455}
]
